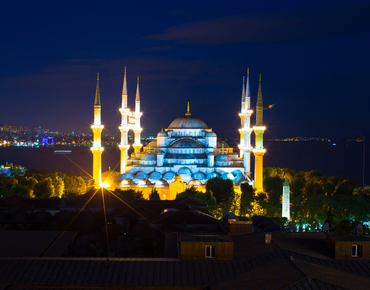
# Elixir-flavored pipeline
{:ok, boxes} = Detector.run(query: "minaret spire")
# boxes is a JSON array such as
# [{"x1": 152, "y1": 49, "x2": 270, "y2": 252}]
[
  {"x1": 245, "y1": 68, "x2": 251, "y2": 109},
  {"x1": 241, "y1": 76, "x2": 245, "y2": 113},
  {"x1": 133, "y1": 75, "x2": 143, "y2": 154},
  {"x1": 135, "y1": 76, "x2": 140, "y2": 102},
  {"x1": 122, "y1": 67, "x2": 127, "y2": 108},
  {"x1": 256, "y1": 74, "x2": 263, "y2": 126},
  {"x1": 94, "y1": 73, "x2": 101, "y2": 106}
]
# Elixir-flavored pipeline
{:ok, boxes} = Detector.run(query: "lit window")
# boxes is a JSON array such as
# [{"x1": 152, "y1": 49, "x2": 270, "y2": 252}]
[
  {"x1": 205, "y1": 245, "x2": 215, "y2": 258},
  {"x1": 352, "y1": 244, "x2": 362, "y2": 257}
]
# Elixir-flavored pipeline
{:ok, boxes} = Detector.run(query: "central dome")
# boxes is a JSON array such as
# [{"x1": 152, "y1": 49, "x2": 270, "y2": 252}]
[{"x1": 168, "y1": 115, "x2": 208, "y2": 129}]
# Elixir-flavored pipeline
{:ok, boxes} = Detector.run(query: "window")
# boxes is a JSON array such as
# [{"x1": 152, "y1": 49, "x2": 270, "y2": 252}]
[
  {"x1": 205, "y1": 245, "x2": 215, "y2": 258},
  {"x1": 351, "y1": 244, "x2": 362, "y2": 257}
]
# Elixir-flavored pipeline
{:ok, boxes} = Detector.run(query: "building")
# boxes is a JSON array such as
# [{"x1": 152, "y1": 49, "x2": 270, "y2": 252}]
[{"x1": 93, "y1": 68, "x2": 266, "y2": 198}]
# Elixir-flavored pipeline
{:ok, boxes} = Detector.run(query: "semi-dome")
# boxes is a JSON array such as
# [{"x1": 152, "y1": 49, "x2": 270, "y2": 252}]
[
  {"x1": 141, "y1": 153, "x2": 156, "y2": 161},
  {"x1": 206, "y1": 132, "x2": 217, "y2": 137},
  {"x1": 178, "y1": 167, "x2": 192, "y2": 175},
  {"x1": 157, "y1": 131, "x2": 167, "y2": 137},
  {"x1": 168, "y1": 115, "x2": 208, "y2": 129},
  {"x1": 147, "y1": 140, "x2": 157, "y2": 147},
  {"x1": 171, "y1": 139, "x2": 202, "y2": 148}
]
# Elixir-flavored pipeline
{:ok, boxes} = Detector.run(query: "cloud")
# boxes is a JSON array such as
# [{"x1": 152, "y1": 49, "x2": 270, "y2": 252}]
[{"x1": 145, "y1": 2, "x2": 370, "y2": 44}]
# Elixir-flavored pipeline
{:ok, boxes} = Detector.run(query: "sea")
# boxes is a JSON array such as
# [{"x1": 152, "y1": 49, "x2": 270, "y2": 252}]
[{"x1": 0, "y1": 141, "x2": 368, "y2": 185}]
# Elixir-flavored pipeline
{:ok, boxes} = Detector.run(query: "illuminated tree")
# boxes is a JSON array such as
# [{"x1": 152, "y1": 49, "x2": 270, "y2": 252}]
[
  {"x1": 33, "y1": 177, "x2": 55, "y2": 199},
  {"x1": 53, "y1": 176, "x2": 65, "y2": 198}
]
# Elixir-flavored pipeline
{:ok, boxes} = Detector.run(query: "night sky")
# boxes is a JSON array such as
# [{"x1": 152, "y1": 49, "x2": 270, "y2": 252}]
[{"x1": 1, "y1": 0, "x2": 370, "y2": 140}]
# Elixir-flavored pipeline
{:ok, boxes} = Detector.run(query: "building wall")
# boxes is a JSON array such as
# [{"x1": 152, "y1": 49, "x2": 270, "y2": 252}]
[
  {"x1": 180, "y1": 241, "x2": 233, "y2": 260},
  {"x1": 326, "y1": 236, "x2": 370, "y2": 259}
]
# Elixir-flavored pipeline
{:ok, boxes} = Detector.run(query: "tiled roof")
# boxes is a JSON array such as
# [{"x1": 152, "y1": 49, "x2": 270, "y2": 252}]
[
  {"x1": 211, "y1": 256, "x2": 305, "y2": 290},
  {"x1": 24, "y1": 198, "x2": 60, "y2": 209},
  {"x1": 65, "y1": 190, "x2": 133, "y2": 209},
  {"x1": 327, "y1": 234, "x2": 370, "y2": 242},
  {"x1": 0, "y1": 195, "x2": 31, "y2": 211},
  {"x1": 271, "y1": 232, "x2": 330, "y2": 260},
  {"x1": 0, "y1": 258, "x2": 247, "y2": 289},
  {"x1": 0, "y1": 233, "x2": 370, "y2": 289},
  {"x1": 0, "y1": 231, "x2": 76, "y2": 258}
]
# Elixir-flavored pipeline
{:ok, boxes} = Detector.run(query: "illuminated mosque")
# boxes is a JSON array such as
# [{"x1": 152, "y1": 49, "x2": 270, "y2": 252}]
[{"x1": 91, "y1": 68, "x2": 266, "y2": 199}]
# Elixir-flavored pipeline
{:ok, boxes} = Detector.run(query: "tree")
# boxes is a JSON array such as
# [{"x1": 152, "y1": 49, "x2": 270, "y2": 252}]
[
  {"x1": 263, "y1": 176, "x2": 284, "y2": 217},
  {"x1": 10, "y1": 185, "x2": 30, "y2": 197},
  {"x1": 53, "y1": 175, "x2": 65, "y2": 198},
  {"x1": 206, "y1": 177, "x2": 235, "y2": 204},
  {"x1": 240, "y1": 183, "x2": 255, "y2": 217},
  {"x1": 115, "y1": 189, "x2": 143, "y2": 200},
  {"x1": 333, "y1": 220, "x2": 353, "y2": 235},
  {"x1": 324, "y1": 208, "x2": 336, "y2": 232},
  {"x1": 149, "y1": 188, "x2": 160, "y2": 200},
  {"x1": 33, "y1": 177, "x2": 55, "y2": 199}
]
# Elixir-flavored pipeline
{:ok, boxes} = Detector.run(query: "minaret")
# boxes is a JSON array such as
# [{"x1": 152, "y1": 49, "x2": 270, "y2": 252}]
[
  {"x1": 282, "y1": 178, "x2": 290, "y2": 221},
  {"x1": 119, "y1": 67, "x2": 130, "y2": 174},
  {"x1": 253, "y1": 74, "x2": 266, "y2": 192},
  {"x1": 91, "y1": 73, "x2": 104, "y2": 187},
  {"x1": 133, "y1": 76, "x2": 143, "y2": 154},
  {"x1": 239, "y1": 68, "x2": 253, "y2": 176}
]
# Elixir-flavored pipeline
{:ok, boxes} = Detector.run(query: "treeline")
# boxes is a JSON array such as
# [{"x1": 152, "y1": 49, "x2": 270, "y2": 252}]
[
  {"x1": 257, "y1": 167, "x2": 370, "y2": 231},
  {"x1": 168, "y1": 167, "x2": 370, "y2": 232},
  {"x1": 0, "y1": 169, "x2": 87, "y2": 199}
]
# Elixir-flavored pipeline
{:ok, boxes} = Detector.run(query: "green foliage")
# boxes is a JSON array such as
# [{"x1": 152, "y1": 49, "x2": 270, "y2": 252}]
[
  {"x1": 115, "y1": 188, "x2": 144, "y2": 200},
  {"x1": 240, "y1": 183, "x2": 255, "y2": 216},
  {"x1": 333, "y1": 220, "x2": 353, "y2": 235},
  {"x1": 248, "y1": 167, "x2": 370, "y2": 230},
  {"x1": 149, "y1": 188, "x2": 160, "y2": 200},
  {"x1": 206, "y1": 177, "x2": 235, "y2": 204},
  {"x1": 263, "y1": 176, "x2": 284, "y2": 217},
  {"x1": 33, "y1": 177, "x2": 55, "y2": 199},
  {"x1": 324, "y1": 208, "x2": 336, "y2": 232},
  {"x1": 10, "y1": 185, "x2": 30, "y2": 197}
]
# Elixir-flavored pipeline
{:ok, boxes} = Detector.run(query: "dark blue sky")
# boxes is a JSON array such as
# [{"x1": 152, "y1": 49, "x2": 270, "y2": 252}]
[{"x1": 1, "y1": 0, "x2": 369, "y2": 140}]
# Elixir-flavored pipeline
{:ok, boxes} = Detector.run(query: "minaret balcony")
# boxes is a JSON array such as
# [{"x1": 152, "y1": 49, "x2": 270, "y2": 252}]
[
  {"x1": 239, "y1": 145, "x2": 253, "y2": 151},
  {"x1": 133, "y1": 128, "x2": 143, "y2": 133},
  {"x1": 253, "y1": 148, "x2": 266, "y2": 153},
  {"x1": 119, "y1": 144, "x2": 130, "y2": 150},
  {"x1": 134, "y1": 112, "x2": 143, "y2": 117},
  {"x1": 239, "y1": 128, "x2": 253, "y2": 133},
  {"x1": 91, "y1": 147, "x2": 104, "y2": 152},
  {"x1": 239, "y1": 109, "x2": 253, "y2": 116},
  {"x1": 253, "y1": 126, "x2": 266, "y2": 131},
  {"x1": 91, "y1": 125, "x2": 104, "y2": 129},
  {"x1": 119, "y1": 108, "x2": 130, "y2": 114}
]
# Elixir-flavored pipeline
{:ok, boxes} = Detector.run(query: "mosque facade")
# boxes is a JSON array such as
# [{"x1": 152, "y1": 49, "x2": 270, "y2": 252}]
[{"x1": 91, "y1": 68, "x2": 265, "y2": 199}]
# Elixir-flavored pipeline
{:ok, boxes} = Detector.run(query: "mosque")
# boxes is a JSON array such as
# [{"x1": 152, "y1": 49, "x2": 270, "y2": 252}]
[{"x1": 91, "y1": 68, "x2": 266, "y2": 199}]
